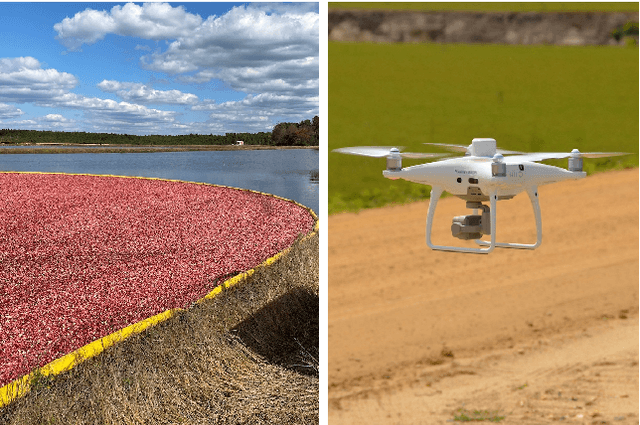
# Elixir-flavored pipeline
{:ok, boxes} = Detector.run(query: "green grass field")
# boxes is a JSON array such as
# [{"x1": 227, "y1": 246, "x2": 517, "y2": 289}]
[
  {"x1": 329, "y1": 42, "x2": 639, "y2": 214},
  {"x1": 329, "y1": 2, "x2": 638, "y2": 12}
]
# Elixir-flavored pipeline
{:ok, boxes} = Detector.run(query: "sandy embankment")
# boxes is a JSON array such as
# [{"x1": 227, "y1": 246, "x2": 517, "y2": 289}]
[{"x1": 329, "y1": 168, "x2": 638, "y2": 424}]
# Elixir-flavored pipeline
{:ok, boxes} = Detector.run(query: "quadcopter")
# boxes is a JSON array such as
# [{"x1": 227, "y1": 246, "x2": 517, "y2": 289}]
[{"x1": 333, "y1": 138, "x2": 627, "y2": 254}]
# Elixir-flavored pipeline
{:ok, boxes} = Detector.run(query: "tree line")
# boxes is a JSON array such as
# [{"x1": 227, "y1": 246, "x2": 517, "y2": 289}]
[
  {"x1": 271, "y1": 116, "x2": 319, "y2": 146},
  {"x1": 0, "y1": 116, "x2": 319, "y2": 147}
]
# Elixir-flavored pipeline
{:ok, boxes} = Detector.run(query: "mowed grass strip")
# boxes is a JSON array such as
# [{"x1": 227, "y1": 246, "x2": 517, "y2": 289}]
[
  {"x1": 0, "y1": 233, "x2": 319, "y2": 425},
  {"x1": 329, "y1": 2, "x2": 639, "y2": 12},
  {"x1": 329, "y1": 42, "x2": 638, "y2": 213}
]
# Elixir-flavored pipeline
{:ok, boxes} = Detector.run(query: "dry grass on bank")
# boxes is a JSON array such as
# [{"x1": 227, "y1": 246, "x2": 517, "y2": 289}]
[{"x1": 0, "y1": 232, "x2": 319, "y2": 425}]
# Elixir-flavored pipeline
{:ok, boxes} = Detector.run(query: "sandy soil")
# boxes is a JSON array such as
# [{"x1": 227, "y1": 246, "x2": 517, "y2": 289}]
[{"x1": 329, "y1": 168, "x2": 639, "y2": 424}]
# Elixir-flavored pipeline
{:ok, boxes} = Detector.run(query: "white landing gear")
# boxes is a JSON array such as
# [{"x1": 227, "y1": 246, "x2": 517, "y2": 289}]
[{"x1": 426, "y1": 186, "x2": 542, "y2": 254}]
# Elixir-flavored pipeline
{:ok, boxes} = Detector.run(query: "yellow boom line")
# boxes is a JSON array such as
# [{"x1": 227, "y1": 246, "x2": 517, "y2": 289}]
[{"x1": 0, "y1": 172, "x2": 318, "y2": 407}]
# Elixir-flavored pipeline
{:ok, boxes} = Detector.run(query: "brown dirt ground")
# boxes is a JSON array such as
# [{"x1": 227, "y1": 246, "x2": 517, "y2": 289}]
[{"x1": 329, "y1": 168, "x2": 639, "y2": 424}]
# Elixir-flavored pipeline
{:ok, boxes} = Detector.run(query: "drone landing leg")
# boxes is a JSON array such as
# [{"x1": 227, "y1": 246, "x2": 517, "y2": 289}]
[
  {"x1": 475, "y1": 186, "x2": 542, "y2": 249},
  {"x1": 426, "y1": 187, "x2": 497, "y2": 254}
]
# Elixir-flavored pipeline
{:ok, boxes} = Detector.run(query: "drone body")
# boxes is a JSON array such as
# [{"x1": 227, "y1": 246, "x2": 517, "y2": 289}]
[
  {"x1": 383, "y1": 138, "x2": 585, "y2": 200},
  {"x1": 334, "y1": 138, "x2": 626, "y2": 254}
]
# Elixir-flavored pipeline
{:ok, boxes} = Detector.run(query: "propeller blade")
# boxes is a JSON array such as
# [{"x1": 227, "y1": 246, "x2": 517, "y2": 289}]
[
  {"x1": 332, "y1": 146, "x2": 447, "y2": 159},
  {"x1": 332, "y1": 146, "x2": 403, "y2": 158},
  {"x1": 423, "y1": 142, "x2": 469, "y2": 153},
  {"x1": 504, "y1": 152, "x2": 571, "y2": 163},
  {"x1": 458, "y1": 156, "x2": 494, "y2": 162},
  {"x1": 400, "y1": 152, "x2": 449, "y2": 159},
  {"x1": 498, "y1": 148, "x2": 525, "y2": 155},
  {"x1": 504, "y1": 151, "x2": 629, "y2": 163},
  {"x1": 577, "y1": 152, "x2": 628, "y2": 158},
  {"x1": 424, "y1": 142, "x2": 523, "y2": 155}
]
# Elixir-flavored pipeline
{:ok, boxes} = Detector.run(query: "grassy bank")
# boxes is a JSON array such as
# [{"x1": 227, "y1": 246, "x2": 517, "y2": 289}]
[
  {"x1": 0, "y1": 232, "x2": 319, "y2": 424},
  {"x1": 329, "y1": 42, "x2": 638, "y2": 214}
]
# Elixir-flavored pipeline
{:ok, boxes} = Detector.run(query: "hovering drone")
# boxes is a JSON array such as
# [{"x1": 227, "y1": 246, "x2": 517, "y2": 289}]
[{"x1": 334, "y1": 138, "x2": 627, "y2": 254}]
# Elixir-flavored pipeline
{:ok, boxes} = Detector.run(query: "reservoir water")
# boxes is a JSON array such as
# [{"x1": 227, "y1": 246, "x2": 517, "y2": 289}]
[{"x1": 0, "y1": 149, "x2": 319, "y2": 213}]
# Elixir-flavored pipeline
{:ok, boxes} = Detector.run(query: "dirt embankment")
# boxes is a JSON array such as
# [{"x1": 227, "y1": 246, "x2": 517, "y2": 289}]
[
  {"x1": 329, "y1": 9, "x2": 639, "y2": 45},
  {"x1": 329, "y1": 168, "x2": 639, "y2": 424}
]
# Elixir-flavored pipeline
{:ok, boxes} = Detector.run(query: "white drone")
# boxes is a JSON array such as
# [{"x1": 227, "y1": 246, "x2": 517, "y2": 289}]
[{"x1": 334, "y1": 138, "x2": 627, "y2": 254}]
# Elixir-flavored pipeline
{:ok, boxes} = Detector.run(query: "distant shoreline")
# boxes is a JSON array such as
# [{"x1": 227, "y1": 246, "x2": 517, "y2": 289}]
[{"x1": 0, "y1": 144, "x2": 319, "y2": 154}]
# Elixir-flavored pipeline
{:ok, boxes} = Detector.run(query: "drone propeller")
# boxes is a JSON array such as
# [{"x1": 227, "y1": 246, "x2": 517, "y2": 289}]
[
  {"x1": 423, "y1": 142, "x2": 524, "y2": 155},
  {"x1": 503, "y1": 149, "x2": 628, "y2": 163},
  {"x1": 422, "y1": 143, "x2": 468, "y2": 153},
  {"x1": 422, "y1": 143, "x2": 629, "y2": 162},
  {"x1": 332, "y1": 146, "x2": 447, "y2": 159}
]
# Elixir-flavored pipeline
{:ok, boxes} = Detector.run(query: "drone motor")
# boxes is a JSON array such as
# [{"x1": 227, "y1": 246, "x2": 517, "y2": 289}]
[
  {"x1": 491, "y1": 153, "x2": 507, "y2": 177},
  {"x1": 386, "y1": 148, "x2": 402, "y2": 171},
  {"x1": 568, "y1": 149, "x2": 583, "y2": 172}
]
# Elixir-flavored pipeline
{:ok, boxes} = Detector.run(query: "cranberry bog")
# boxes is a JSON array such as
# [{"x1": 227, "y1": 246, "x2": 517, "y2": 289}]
[{"x1": 0, "y1": 172, "x2": 317, "y2": 409}]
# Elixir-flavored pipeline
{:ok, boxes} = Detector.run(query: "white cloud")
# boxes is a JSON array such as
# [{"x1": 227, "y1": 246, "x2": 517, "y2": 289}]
[
  {"x1": 97, "y1": 80, "x2": 198, "y2": 105},
  {"x1": 181, "y1": 56, "x2": 319, "y2": 98},
  {"x1": 141, "y1": 5, "x2": 318, "y2": 93},
  {"x1": 0, "y1": 57, "x2": 78, "y2": 103},
  {"x1": 50, "y1": 94, "x2": 178, "y2": 135},
  {"x1": 41, "y1": 114, "x2": 72, "y2": 123},
  {"x1": 38, "y1": 114, "x2": 77, "y2": 130},
  {"x1": 8, "y1": 3, "x2": 320, "y2": 135},
  {"x1": 49, "y1": 92, "x2": 178, "y2": 125},
  {"x1": 0, "y1": 57, "x2": 41, "y2": 72},
  {"x1": 179, "y1": 113, "x2": 273, "y2": 135},
  {"x1": 223, "y1": 60, "x2": 318, "y2": 97},
  {"x1": 195, "y1": 92, "x2": 317, "y2": 117},
  {"x1": 0, "y1": 103, "x2": 23, "y2": 119},
  {"x1": 191, "y1": 92, "x2": 317, "y2": 134},
  {"x1": 55, "y1": 4, "x2": 319, "y2": 107},
  {"x1": 249, "y1": 2, "x2": 319, "y2": 15},
  {"x1": 3, "y1": 119, "x2": 37, "y2": 127},
  {"x1": 143, "y1": 4, "x2": 318, "y2": 109},
  {"x1": 141, "y1": 5, "x2": 318, "y2": 71},
  {"x1": 53, "y1": 9, "x2": 115, "y2": 50},
  {"x1": 54, "y1": 3, "x2": 202, "y2": 51},
  {"x1": 1, "y1": 114, "x2": 78, "y2": 131},
  {"x1": 0, "y1": 57, "x2": 181, "y2": 134}
]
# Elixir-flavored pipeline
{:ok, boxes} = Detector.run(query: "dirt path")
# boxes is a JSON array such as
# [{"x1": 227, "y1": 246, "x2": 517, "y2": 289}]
[{"x1": 328, "y1": 168, "x2": 639, "y2": 424}]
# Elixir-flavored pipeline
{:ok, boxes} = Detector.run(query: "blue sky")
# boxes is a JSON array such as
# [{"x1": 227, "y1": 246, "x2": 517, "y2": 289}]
[{"x1": 0, "y1": 2, "x2": 319, "y2": 135}]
